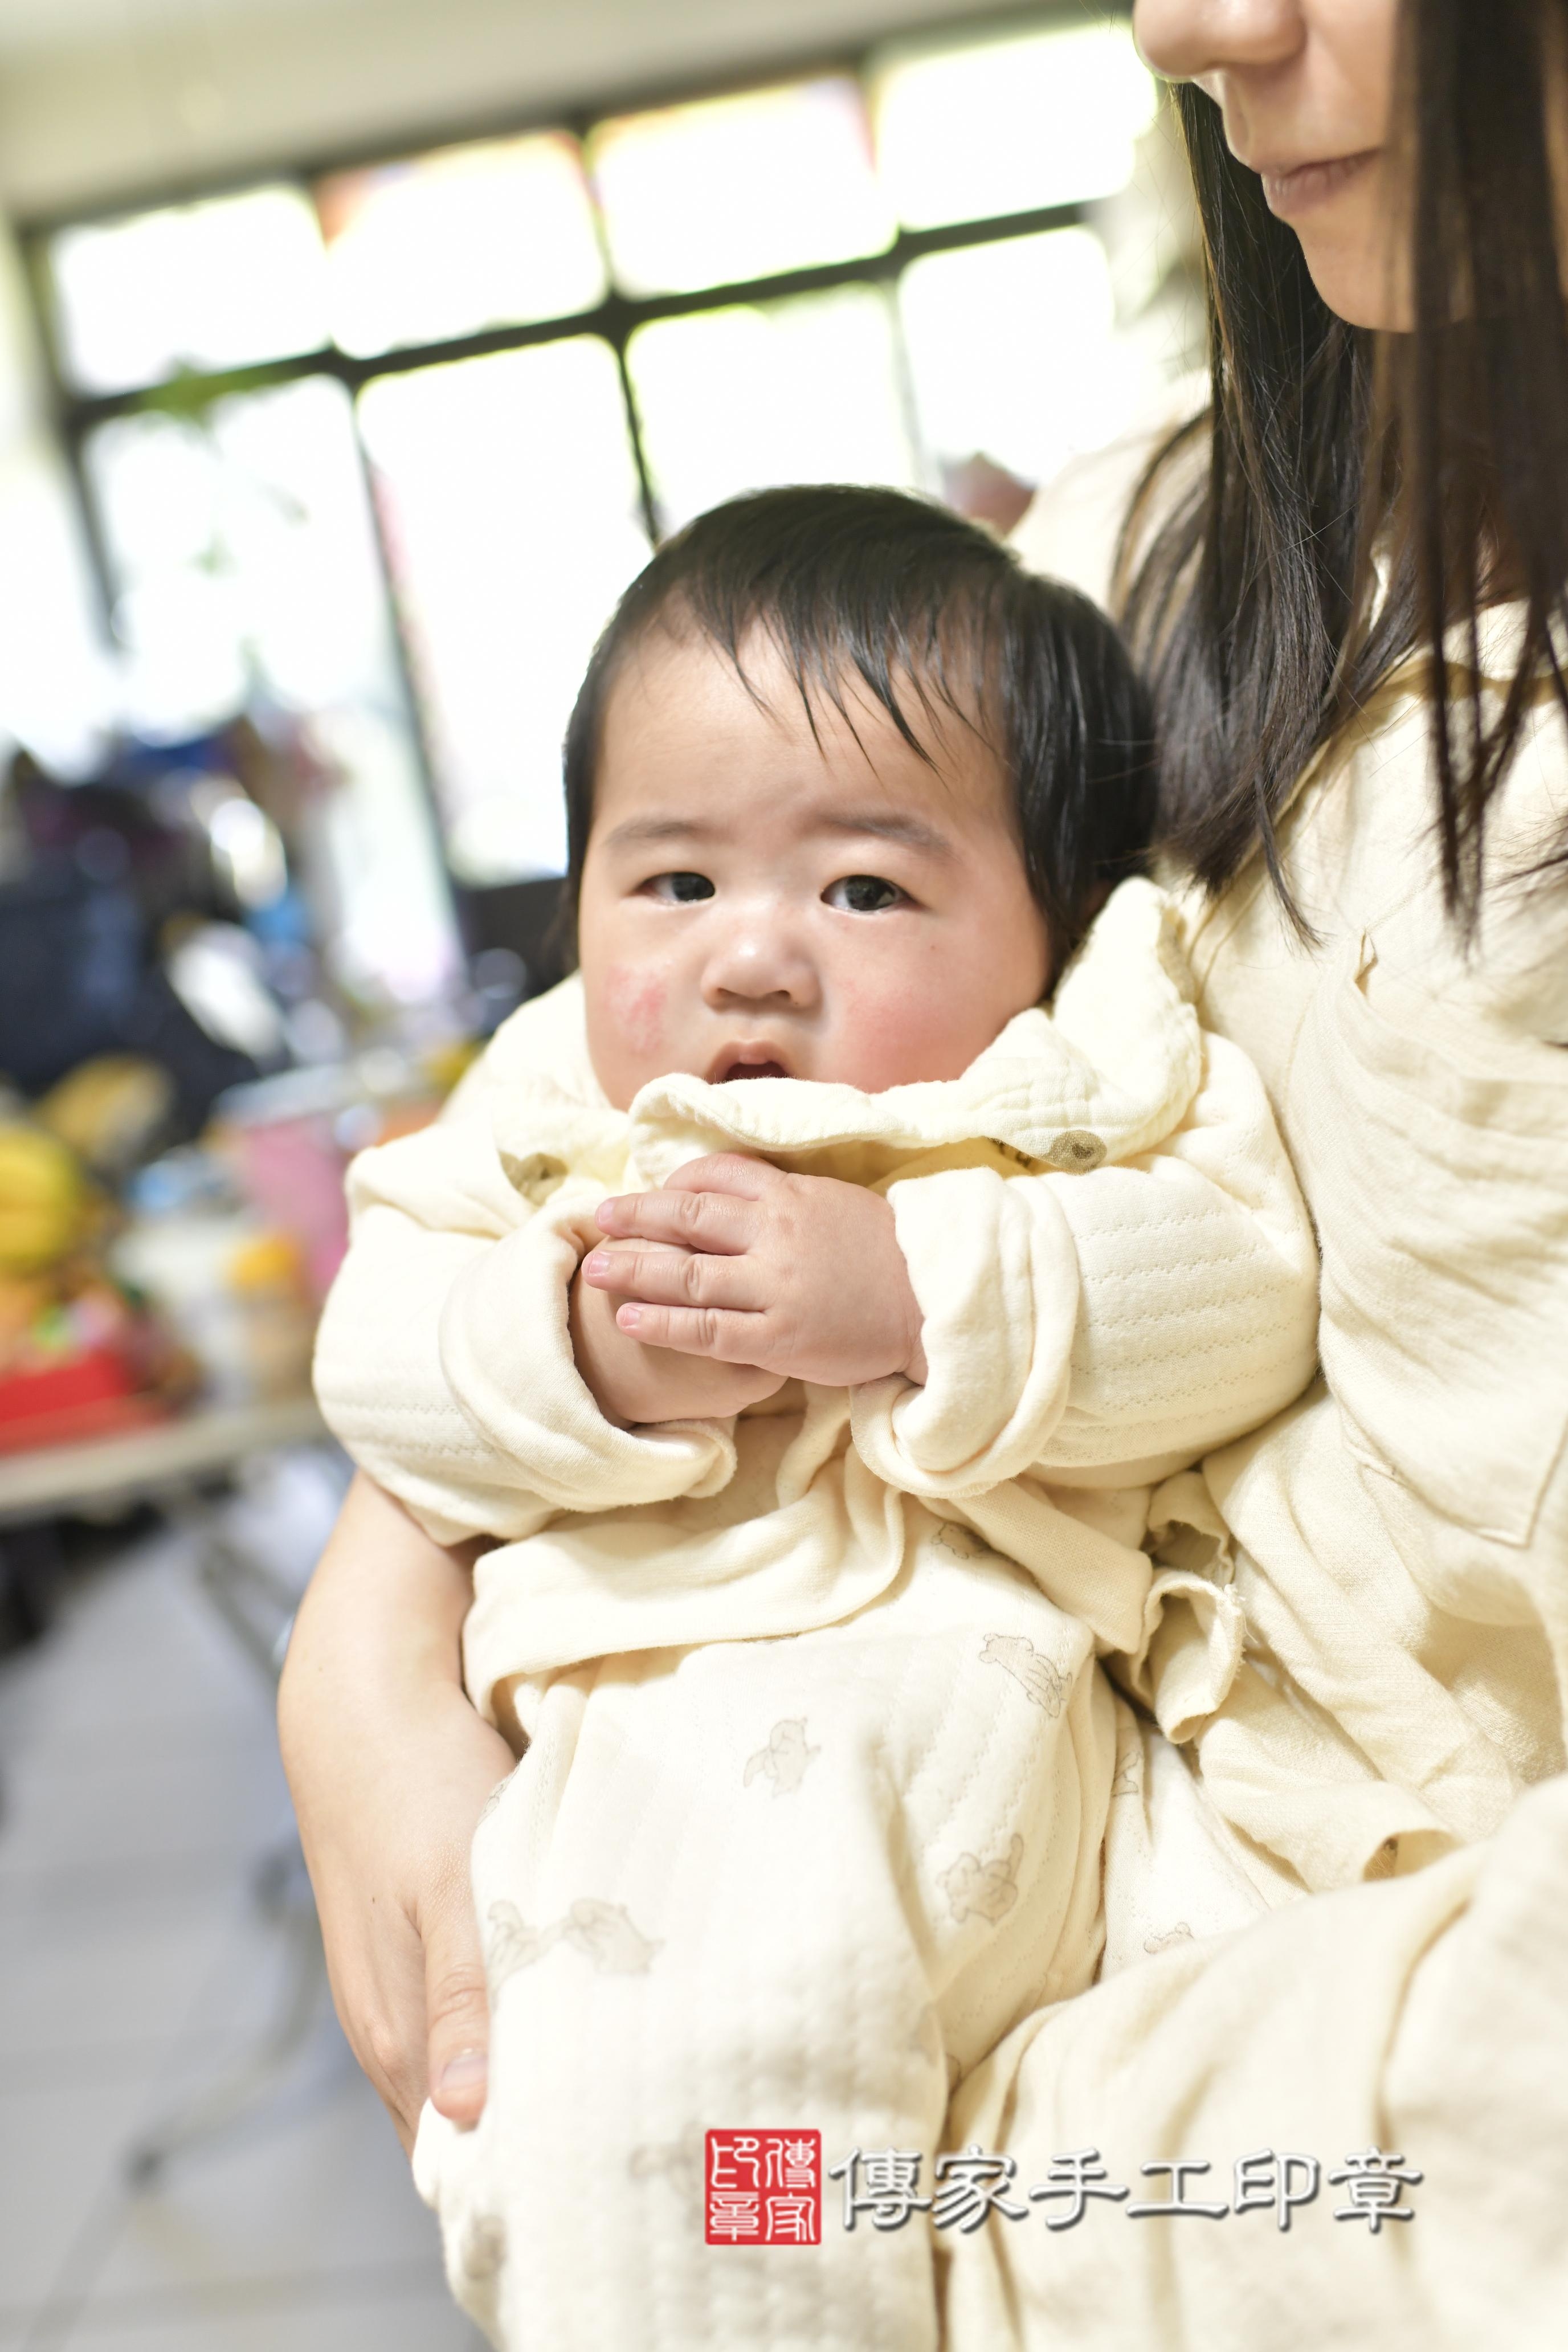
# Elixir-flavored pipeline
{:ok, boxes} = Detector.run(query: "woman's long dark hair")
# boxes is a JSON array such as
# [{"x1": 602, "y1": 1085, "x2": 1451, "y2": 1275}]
[{"x1": 1122, "y1": 0, "x2": 1568, "y2": 924}]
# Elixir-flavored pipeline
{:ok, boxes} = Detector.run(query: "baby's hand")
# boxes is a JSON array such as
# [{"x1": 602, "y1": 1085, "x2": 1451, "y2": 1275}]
[
  {"x1": 569, "y1": 1236, "x2": 786, "y2": 1426},
  {"x1": 582, "y1": 1156, "x2": 928, "y2": 1390}
]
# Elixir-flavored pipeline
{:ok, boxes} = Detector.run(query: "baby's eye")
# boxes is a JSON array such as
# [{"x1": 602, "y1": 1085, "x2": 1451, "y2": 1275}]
[
  {"x1": 824, "y1": 873, "x2": 905, "y2": 913},
  {"x1": 646, "y1": 871, "x2": 715, "y2": 903}
]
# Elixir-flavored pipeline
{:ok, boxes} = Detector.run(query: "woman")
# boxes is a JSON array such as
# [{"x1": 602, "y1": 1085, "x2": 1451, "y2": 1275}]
[{"x1": 281, "y1": 1, "x2": 1568, "y2": 2341}]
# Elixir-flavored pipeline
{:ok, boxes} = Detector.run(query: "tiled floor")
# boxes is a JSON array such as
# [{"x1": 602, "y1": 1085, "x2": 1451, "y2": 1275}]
[{"x1": 0, "y1": 1449, "x2": 485, "y2": 2351}]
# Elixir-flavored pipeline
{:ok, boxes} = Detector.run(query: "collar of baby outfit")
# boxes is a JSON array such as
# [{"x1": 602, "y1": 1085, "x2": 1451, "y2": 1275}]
[{"x1": 484, "y1": 876, "x2": 1203, "y2": 1197}]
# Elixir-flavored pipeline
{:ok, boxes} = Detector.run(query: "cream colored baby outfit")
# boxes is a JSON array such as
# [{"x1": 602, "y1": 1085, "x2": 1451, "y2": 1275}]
[{"x1": 313, "y1": 878, "x2": 1320, "y2": 2351}]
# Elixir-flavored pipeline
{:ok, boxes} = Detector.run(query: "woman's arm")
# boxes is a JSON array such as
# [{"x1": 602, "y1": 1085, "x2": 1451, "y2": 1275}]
[{"x1": 277, "y1": 1472, "x2": 516, "y2": 2150}]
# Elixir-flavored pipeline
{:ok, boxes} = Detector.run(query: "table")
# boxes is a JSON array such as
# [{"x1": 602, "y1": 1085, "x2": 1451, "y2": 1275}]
[{"x1": 0, "y1": 1391, "x2": 328, "y2": 1527}]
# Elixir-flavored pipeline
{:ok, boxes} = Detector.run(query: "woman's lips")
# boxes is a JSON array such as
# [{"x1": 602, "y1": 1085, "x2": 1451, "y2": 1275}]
[{"x1": 1259, "y1": 149, "x2": 1379, "y2": 219}]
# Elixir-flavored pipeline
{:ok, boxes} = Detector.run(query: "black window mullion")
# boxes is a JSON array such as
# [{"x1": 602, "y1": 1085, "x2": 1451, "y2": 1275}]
[
  {"x1": 52, "y1": 199, "x2": 1091, "y2": 443},
  {"x1": 603, "y1": 305, "x2": 665, "y2": 547},
  {"x1": 850, "y1": 67, "x2": 932, "y2": 497},
  {"x1": 341, "y1": 394, "x2": 463, "y2": 904},
  {"x1": 55, "y1": 411, "x2": 121, "y2": 647},
  {"x1": 566, "y1": 101, "x2": 664, "y2": 546}
]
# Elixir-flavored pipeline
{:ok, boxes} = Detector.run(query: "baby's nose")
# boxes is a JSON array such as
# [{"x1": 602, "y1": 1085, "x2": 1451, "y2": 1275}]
[{"x1": 701, "y1": 917, "x2": 818, "y2": 1008}]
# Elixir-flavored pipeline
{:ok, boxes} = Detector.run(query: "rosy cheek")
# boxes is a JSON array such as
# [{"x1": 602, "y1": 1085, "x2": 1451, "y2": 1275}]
[
  {"x1": 836, "y1": 975, "x2": 940, "y2": 1085},
  {"x1": 831, "y1": 961, "x2": 985, "y2": 1088},
  {"x1": 601, "y1": 963, "x2": 667, "y2": 1058}
]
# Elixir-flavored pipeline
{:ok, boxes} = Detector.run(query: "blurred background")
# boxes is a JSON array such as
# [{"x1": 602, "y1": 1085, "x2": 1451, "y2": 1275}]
[{"x1": 0, "y1": 3, "x2": 1198, "y2": 2346}]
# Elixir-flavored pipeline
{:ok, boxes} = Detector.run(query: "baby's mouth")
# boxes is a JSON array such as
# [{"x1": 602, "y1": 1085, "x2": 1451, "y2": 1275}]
[{"x1": 711, "y1": 1050, "x2": 791, "y2": 1084}]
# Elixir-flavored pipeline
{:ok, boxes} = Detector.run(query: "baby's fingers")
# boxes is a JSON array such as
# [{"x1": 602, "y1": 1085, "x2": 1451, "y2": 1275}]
[
  {"x1": 615, "y1": 1300, "x2": 770, "y2": 1363},
  {"x1": 582, "y1": 1248, "x2": 762, "y2": 1312},
  {"x1": 595, "y1": 1185, "x2": 754, "y2": 1254}
]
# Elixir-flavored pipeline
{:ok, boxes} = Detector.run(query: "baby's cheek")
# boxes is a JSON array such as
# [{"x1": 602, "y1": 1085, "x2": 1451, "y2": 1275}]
[
  {"x1": 600, "y1": 963, "x2": 668, "y2": 1059},
  {"x1": 835, "y1": 969, "x2": 973, "y2": 1089}
]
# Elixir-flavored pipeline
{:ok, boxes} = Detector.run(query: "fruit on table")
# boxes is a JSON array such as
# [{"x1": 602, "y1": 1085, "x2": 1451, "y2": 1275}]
[
  {"x1": 0, "y1": 1124, "x2": 87, "y2": 1272},
  {"x1": 38, "y1": 1056, "x2": 174, "y2": 1177}
]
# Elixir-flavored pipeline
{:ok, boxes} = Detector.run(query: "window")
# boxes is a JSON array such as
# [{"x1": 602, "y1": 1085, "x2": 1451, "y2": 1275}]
[
  {"x1": 358, "y1": 339, "x2": 651, "y2": 883},
  {"x1": 627, "y1": 288, "x2": 914, "y2": 533},
  {"x1": 871, "y1": 19, "x2": 1158, "y2": 228},
  {"x1": 900, "y1": 227, "x2": 1130, "y2": 488},
  {"x1": 34, "y1": 5, "x2": 1180, "y2": 985},
  {"x1": 589, "y1": 78, "x2": 894, "y2": 296},
  {"x1": 317, "y1": 133, "x2": 607, "y2": 357},
  {"x1": 49, "y1": 186, "x2": 330, "y2": 395}
]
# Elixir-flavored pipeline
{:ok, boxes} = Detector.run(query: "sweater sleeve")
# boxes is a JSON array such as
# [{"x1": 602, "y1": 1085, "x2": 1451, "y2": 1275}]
[
  {"x1": 848, "y1": 1029, "x2": 1321, "y2": 1498},
  {"x1": 312, "y1": 1110, "x2": 737, "y2": 1545}
]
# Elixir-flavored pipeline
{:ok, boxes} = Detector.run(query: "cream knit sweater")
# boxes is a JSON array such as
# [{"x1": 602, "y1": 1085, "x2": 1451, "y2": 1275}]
[{"x1": 313, "y1": 878, "x2": 1320, "y2": 1722}]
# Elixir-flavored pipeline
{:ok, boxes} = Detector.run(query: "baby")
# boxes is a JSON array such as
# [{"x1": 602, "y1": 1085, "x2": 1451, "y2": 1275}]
[{"x1": 313, "y1": 485, "x2": 1319, "y2": 2352}]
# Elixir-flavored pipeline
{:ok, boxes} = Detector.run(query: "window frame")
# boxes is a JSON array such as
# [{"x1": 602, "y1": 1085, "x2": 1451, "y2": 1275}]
[{"x1": 18, "y1": 1, "x2": 1140, "y2": 881}]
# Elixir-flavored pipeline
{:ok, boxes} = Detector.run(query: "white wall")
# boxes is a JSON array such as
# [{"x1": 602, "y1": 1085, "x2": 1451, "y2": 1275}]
[{"x1": 0, "y1": 0, "x2": 1026, "y2": 218}]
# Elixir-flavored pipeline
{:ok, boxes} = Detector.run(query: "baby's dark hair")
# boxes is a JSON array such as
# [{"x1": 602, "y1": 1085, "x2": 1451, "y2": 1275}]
[{"x1": 560, "y1": 483, "x2": 1156, "y2": 967}]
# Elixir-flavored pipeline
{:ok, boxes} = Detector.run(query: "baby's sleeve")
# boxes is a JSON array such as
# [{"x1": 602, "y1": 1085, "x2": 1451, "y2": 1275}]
[
  {"x1": 312, "y1": 1097, "x2": 736, "y2": 1546},
  {"x1": 848, "y1": 1028, "x2": 1320, "y2": 1499}
]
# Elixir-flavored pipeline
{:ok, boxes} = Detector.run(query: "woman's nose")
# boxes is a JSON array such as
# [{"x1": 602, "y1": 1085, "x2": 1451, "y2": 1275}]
[
  {"x1": 1134, "y1": 0, "x2": 1302, "y2": 81},
  {"x1": 700, "y1": 911, "x2": 819, "y2": 1011}
]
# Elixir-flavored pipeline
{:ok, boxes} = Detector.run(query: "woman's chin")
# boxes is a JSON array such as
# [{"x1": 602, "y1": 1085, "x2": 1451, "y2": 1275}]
[{"x1": 1293, "y1": 233, "x2": 1411, "y2": 333}]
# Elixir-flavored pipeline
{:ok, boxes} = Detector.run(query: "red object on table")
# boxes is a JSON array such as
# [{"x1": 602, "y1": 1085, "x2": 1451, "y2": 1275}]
[{"x1": 0, "y1": 1344, "x2": 170, "y2": 1454}]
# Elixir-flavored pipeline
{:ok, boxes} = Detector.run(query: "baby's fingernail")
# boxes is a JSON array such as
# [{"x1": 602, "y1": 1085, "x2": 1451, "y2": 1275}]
[
  {"x1": 618, "y1": 1304, "x2": 643, "y2": 1332},
  {"x1": 436, "y1": 2051, "x2": 488, "y2": 2096},
  {"x1": 583, "y1": 1252, "x2": 607, "y2": 1278}
]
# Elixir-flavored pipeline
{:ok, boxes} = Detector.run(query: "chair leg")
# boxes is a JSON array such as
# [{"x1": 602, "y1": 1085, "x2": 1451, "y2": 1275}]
[{"x1": 0, "y1": 1518, "x2": 62, "y2": 1657}]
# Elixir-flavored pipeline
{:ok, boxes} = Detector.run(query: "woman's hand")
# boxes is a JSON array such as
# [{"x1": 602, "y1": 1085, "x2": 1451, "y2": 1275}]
[
  {"x1": 583, "y1": 1155, "x2": 929, "y2": 1389},
  {"x1": 278, "y1": 1472, "x2": 516, "y2": 2150}
]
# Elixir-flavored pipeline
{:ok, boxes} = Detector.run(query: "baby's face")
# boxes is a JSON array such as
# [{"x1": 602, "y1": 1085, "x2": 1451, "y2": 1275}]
[{"x1": 576, "y1": 630, "x2": 1052, "y2": 1110}]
